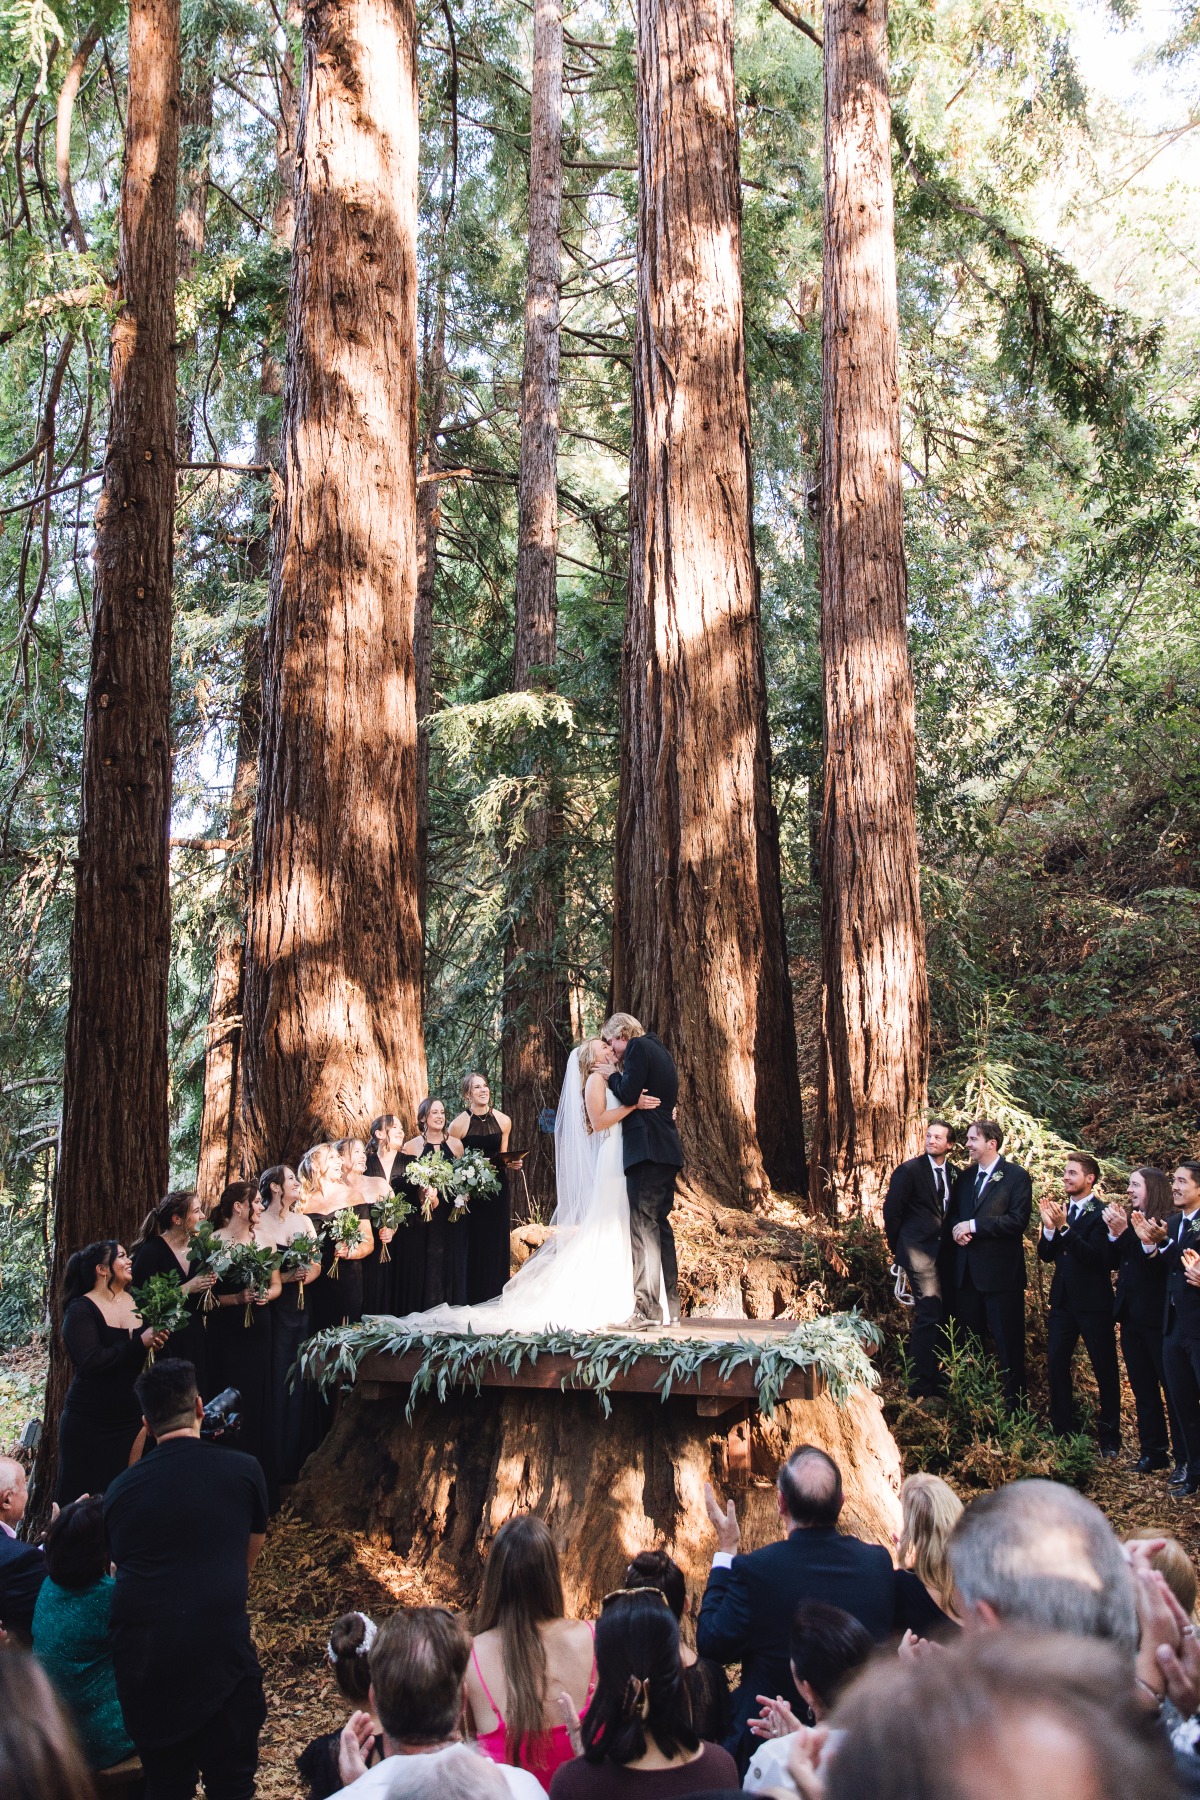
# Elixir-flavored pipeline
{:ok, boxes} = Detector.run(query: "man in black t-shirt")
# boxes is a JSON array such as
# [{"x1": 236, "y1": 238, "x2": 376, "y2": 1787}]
[{"x1": 104, "y1": 1359, "x2": 268, "y2": 1800}]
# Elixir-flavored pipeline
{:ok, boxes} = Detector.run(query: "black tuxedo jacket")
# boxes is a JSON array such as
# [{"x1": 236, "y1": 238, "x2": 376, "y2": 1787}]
[
  {"x1": 1111, "y1": 1226, "x2": 1169, "y2": 1332},
  {"x1": 947, "y1": 1157, "x2": 1033, "y2": 1295},
  {"x1": 1036, "y1": 1198, "x2": 1116, "y2": 1314},
  {"x1": 882, "y1": 1155, "x2": 954, "y2": 1257},
  {"x1": 1162, "y1": 1211, "x2": 1200, "y2": 1342},
  {"x1": 608, "y1": 1034, "x2": 683, "y2": 1171},
  {"x1": 695, "y1": 1527, "x2": 896, "y2": 1765},
  {"x1": 0, "y1": 1530, "x2": 45, "y2": 1638}
]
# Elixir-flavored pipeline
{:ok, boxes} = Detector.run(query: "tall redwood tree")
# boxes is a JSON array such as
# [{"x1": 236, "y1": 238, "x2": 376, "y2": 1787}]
[
  {"x1": 811, "y1": 0, "x2": 929, "y2": 1217},
  {"x1": 611, "y1": 0, "x2": 805, "y2": 1205},
  {"x1": 239, "y1": 0, "x2": 427, "y2": 1167},
  {"x1": 503, "y1": 0, "x2": 569, "y2": 1213},
  {"x1": 35, "y1": 0, "x2": 180, "y2": 1508}
]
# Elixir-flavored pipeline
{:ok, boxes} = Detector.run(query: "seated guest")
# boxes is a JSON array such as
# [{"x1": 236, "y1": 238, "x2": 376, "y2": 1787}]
[
  {"x1": 1125, "y1": 1533, "x2": 1198, "y2": 1619},
  {"x1": 377, "y1": 1744, "x2": 509, "y2": 1799},
  {"x1": 822, "y1": 1631, "x2": 1176, "y2": 1800},
  {"x1": 547, "y1": 1588, "x2": 738, "y2": 1799},
  {"x1": 104, "y1": 1357, "x2": 268, "y2": 1800},
  {"x1": 623, "y1": 1549, "x2": 731, "y2": 1743},
  {"x1": 0, "y1": 1647, "x2": 98, "y2": 1799},
  {"x1": 32, "y1": 1495, "x2": 135, "y2": 1771},
  {"x1": 0, "y1": 1454, "x2": 45, "y2": 1644},
  {"x1": 744, "y1": 1601, "x2": 873, "y2": 1795},
  {"x1": 695, "y1": 1446, "x2": 895, "y2": 1769},
  {"x1": 1038, "y1": 1152, "x2": 1121, "y2": 1457},
  {"x1": 335, "y1": 1606, "x2": 544, "y2": 1799},
  {"x1": 466, "y1": 1515, "x2": 595, "y2": 1788},
  {"x1": 298, "y1": 1612, "x2": 384, "y2": 1800},
  {"x1": 893, "y1": 1472, "x2": 962, "y2": 1631}
]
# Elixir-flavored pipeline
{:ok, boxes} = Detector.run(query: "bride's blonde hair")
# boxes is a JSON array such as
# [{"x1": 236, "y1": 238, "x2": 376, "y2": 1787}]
[{"x1": 576, "y1": 1039, "x2": 609, "y2": 1133}]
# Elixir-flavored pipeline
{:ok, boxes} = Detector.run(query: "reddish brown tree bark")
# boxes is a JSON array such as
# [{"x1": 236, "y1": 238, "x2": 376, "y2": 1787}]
[
  {"x1": 502, "y1": 0, "x2": 569, "y2": 1214},
  {"x1": 811, "y1": 0, "x2": 929, "y2": 1218},
  {"x1": 34, "y1": 0, "x2": 180, "y2": 1512},
  {"x1": 239, "y1": 0, "x2": 427, "y2": 1167},
  {"x1": 414, "y1": 280, "x2": 446, "y2": 931},
  {"x1": 611, "y1": 0, "x2": 806, "y2": 1206}
]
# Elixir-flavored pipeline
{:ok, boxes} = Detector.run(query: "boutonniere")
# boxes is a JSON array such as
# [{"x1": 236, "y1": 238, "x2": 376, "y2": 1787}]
[{"x1": 989, "y1": 1169, "x2": 1004, "y2": 1185}]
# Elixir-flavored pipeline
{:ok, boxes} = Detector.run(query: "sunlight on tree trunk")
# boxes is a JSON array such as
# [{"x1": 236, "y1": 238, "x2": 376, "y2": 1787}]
[
  {"x1": 415, "y1": 275, "x2": 447, "y2": 932},
  {"x1": 503, "y1": 0, "x2": 569, "y2": 1215},
  {"x1": 812, "y1": 0, "x2": 929, "y2": 1219},
  {"x1": 36, "y1": 0, "x2": 181, "y2": 1513},
  {"x1": 612, "y1": 0, "x2": 806, "y2": 1207},
  {"x1": 240, "y1": 0, "x2": 427, "y2": 1165}
]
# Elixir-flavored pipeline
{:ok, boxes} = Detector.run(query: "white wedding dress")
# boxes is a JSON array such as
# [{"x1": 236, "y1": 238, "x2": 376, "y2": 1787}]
[{"x1": 367, "y1": 1049, "x2": 657, "y2": 1333}]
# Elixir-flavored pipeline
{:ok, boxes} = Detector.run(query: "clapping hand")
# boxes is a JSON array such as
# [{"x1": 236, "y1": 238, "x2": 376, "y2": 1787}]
[
  {"x1": 338, "y1": 1712, "x2": 377, "y2": 1786},
  {"x1": 1132, "y1": 1562, "x2": 1200, "y2": 1716},
  {"x1": 1183, "y1": 1248, "x2": 1200, "y2": 1287},
  {"x1": 1103, "y1": 1202, "x2": 1128, "y2": 1237},
  {"x1": 786, "y1": 1724, "x2": 832, "y2": 1800},
  {"x1": 750, "y1": 1694, "x2": 803, "y2": 1739},
  {"x1": 1132, "y1": 1212, "x2": 1168, "y2": 1247},
  {"x1": 704, "y1": 1481, "x2": 741, "y2": 1553},
  {"x1": 1040, "y1": 1199, "x2": 1067, "y2": 1233}
]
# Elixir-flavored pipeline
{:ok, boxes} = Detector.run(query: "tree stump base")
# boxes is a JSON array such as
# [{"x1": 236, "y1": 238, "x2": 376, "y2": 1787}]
[{"x1": 291, "y1": 1359, "x2": 903, "y2": 1615}]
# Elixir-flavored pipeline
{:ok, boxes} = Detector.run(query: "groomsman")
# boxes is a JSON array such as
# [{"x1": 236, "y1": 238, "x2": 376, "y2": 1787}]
[
  {"x1": 947, "y1": 1121, "x2": 1033, "y2": 1408},
  {"x1": 1037, "y1": 1153, "x2": 1121, "y2": 1457},
  {"x1": 882, "y1": 1121, "x2": 957, "y2": 1399},
  {"x1": 1146, "y1": 1162, "x2": 1200, "y2": 1497}
]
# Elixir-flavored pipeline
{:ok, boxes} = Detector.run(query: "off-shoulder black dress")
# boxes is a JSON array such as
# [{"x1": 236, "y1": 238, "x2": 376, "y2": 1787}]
[{"x1": 57, "y1": 1299, "x2": 147, "y2": 1502}]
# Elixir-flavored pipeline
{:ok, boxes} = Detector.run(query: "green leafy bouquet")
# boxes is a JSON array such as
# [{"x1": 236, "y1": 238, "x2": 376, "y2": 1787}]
[
  {"x1": 452, "y1": 1148, "x2": 501, "y2": 1215},
  {"x1": 371, "y1": 1192, "x2": 414, "y2": 1261},
  {"x1": 131, "y1": 1272, "x2": 188, "y2": 1362},
  {"x1": 322, "y1": 1208, "x2": 363, "y2": 1276},
  {"x1": 186, "y1": 1219, "x2": 226, "y2": 1313},
  {"x1": 223, "y1": 1240, "x2": 281, "y2": 1327},
  {"x1": 404, "y1": 1152, "x2": 458, "y2": 1221},
  {"x1": 279, "y1": 1230, "x2": 320, "y2": 1309}
]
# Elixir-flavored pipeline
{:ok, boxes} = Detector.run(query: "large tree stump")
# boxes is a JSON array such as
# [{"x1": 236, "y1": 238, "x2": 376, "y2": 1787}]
[{"x1": 291, "y1": 1384, "x2": 902, "y2": 1615}]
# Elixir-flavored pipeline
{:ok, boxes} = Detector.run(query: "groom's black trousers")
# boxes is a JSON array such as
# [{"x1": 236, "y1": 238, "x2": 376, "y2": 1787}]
[{"x1": 627, "y1": 1160, "x2": 679, "y2": 1320}]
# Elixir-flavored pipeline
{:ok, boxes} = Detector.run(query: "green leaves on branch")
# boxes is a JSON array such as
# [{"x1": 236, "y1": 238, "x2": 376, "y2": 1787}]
[{"x1": 3, "y1": 0, "x2": 64, "y2": 92}]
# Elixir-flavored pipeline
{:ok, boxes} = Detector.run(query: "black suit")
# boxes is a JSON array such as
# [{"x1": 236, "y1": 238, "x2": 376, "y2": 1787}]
[
  {"x1": 883, "y1": 1155, "x2": 954, "y2": 1394},
  {"x1": 1112, "y1": 1226, "x2": 1182, "y2": 1464},
  {"x1": 695, "y1": 1528, "x2": 896, "y2": 1771},
  {"x1": 1160, "y1": 1211, "x2": 1200, "y2": 1480},
  {"x1": 946, "y1": 1157, "x2": 1033, "y2": 1406},
  {"x1": 0, "y1": 1530, "x2": 46, "y2": 1642},
  {"x1": 1037, "y1": 1198, "x2": 1120, "y2": 1450},
  {"x1": 608, "y1": 1034, "x2": 683, "y2": 1320}
]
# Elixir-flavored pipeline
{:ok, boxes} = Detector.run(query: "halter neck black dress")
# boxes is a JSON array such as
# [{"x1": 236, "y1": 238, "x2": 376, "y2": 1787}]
[
  {"x1": 396, "y1": 1138, "x2": 467, "y2": 1312},
  {"x1": 364, "y1": 1147, "x2": 408, "y2": 1315},
  {"x1": 463, "y1": 1110, "x2": 512, "y2": 1303}
]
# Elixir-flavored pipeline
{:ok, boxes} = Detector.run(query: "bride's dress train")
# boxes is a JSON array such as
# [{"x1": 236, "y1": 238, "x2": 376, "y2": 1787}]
[{"x1": 367, "y1": 1058, "x2": 649, "y2": 1333}]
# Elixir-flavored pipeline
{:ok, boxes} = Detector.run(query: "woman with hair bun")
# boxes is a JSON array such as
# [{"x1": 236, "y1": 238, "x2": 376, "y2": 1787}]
[
  {"x1": 207, "y1": 1181, "x2": 282, "y2": 1490},
  {"x1": 297, "y1": 1612, "x2": 384, "y2": 1800},
  {"x1": 57, "y1": 1241, "x2": 168, "y2": 1503},
  {"x1": 549, "y1": 1588, "x2": 737, "y2": 1799},
  {"x1": 449, "y1": 1074, "x2": 521, "y2": 1304},
  {"x1": 364, "y1": 1114, "x2": 409, "y2": 1312},
  {"x1": 398, "y1": 1099, "x2": 464, "y2": 1312},
  {"x1": 622, "y1": 1549, "x2": 731, "y2": 1743},
  {"x1": 130, "y1": 1189, "x2": 215, "y2": 1387}
]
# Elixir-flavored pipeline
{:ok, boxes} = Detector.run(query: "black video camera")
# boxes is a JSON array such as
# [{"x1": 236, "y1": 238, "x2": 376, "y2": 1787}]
[{"x1": 200, "y1": 1387, "x2": 242, "y2": 1445}]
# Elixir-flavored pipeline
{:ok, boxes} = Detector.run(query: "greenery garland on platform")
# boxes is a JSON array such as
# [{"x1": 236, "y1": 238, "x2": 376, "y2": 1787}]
[{"x1": 296, "y1": 1313, "x2": 882, "y2": 1420}]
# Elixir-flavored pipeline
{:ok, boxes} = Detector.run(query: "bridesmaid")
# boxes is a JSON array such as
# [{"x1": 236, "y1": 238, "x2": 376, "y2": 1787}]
[
  {"x1": 129, "y1": 1191, "x2": 216, "y2": 1391},
  {"x1": 337, "y1": 1138, "x2": 394, "y2": 1316},
  {"x1": 57, "y1": 1243, "x2": 168, "y2": 1503},
  {"x1": 448, "y1": 1073, "x2": 522, "y2": 1304},
  {"x1": 398, "y1": 1098, "x2": 465, "y2": 1312},
  {"x1": 299, "y1": 1142, "x2": 374, "y2": 1330},
  {"x1": 258, "y1": 1165, "x2": 320, "y2": 1486},
  {"x1": 365, "y1": 1114, "x2": 409, "y2": 1313},
  {"x1": 207, "y1": 1181, "x2": 282, "y2": 1494}
]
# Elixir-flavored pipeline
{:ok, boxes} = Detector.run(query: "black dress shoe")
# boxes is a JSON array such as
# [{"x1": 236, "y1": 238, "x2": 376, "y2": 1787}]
[
  {"x1": 1175, "y1": 1474, "x2": 1200, "y2": 1497},
  {"x1": 1100, "y1": 1447, "x2": 1120, "y2": 1461},
  {"x1": 1135, "y1": 1453, "x2": 1172, "y2": 1473},
  {"x1": 1170, "y1": 1467, "x2": 1194, "y2": 1490}
]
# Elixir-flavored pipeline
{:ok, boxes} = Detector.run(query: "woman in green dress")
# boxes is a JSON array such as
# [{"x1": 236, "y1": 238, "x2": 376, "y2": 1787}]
[{"x1": 32, "y1": 1496, "x2": 134, "y2": 1771}]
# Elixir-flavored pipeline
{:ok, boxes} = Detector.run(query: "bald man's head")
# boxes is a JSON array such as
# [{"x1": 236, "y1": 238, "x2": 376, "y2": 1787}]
[{"x1": 0, "y1": 1455, "x2": 28, "y2": 1528}]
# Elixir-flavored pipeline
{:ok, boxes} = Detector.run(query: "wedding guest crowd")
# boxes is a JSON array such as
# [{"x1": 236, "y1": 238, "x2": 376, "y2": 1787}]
[{"x1": 886, "y1": 1116, "x2": 1200, "y2": 1501}]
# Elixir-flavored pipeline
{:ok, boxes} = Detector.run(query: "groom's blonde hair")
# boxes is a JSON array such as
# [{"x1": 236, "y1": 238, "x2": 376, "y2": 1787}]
[{"x1": 601, "y1": 1012, "x2": 644, "y2": 1043}]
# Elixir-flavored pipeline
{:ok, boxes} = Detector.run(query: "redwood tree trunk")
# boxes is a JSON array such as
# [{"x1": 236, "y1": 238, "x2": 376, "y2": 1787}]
[
  {"x1": 239, "y1": 0, "x2": 427, "y2": 1167},
  {"x1": 611, "y1": 0, "x2": 805, "y2": 1205},
  {"x1": 811, "y1": 0, "x2": 929, "y2": 1218},
  {"x1": 502, "y1": 0, "x2": 569, "y2": 1214},
  {"x1": 414, "y1": 280, "x2": 446, "y2": 931},
  {"x1": 34, "y1": 0, "x2": 180, "y2": 1512}
]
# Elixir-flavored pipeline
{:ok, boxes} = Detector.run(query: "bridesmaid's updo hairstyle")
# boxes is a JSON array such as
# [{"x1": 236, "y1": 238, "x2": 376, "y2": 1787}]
[
  {"x1": 258, "y1": 1165, "x2": 287, "y2": 1205},
  {"x1": 210, "y1": 1180, "x2": 257, "y2": 1227},
  {"x1": 132, "y1": 1189, "x2": 195, "y2": 1250},
  {"x1": 366, "y1": 1115, "x2": 399, "y2": 1160},
  {"x1": 327, "y1": 1611, "x2": 377, "y2": 1705},
  {"x1": 62, "y1": 1240, "x2": 119, "y2": 1303},
  {"x1": 298, "y1": 1142, "x2": 340, "y2": 1197}
]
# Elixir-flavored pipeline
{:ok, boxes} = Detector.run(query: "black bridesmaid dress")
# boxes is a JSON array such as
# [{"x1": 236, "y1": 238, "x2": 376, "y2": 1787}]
[
  {"x1": 207, "y1": 1268, "x2": 275, "y2": 1499},
  {"x1": 57, "y1": 1299, "x2": 148, "y2": 1502},
  {"x1": 463, "y1": 1110, "x2": 512, "y2": 1304},
  {"x1": 364, "y1": 1150, "x2": 408, "y2": 1316},
  {"x1": 270, "y1": 1223, "x2": 317, "y2": 1486},
  {"x1": 130, "y1": 1236, "x2": 209, "y2": 1395},
  {"x1": 396, "y1": 1140, "x2": 467, "y2": 1312},
  {"x1": 309, "y1": 1203, "x2": 373, "y2": 1330}
]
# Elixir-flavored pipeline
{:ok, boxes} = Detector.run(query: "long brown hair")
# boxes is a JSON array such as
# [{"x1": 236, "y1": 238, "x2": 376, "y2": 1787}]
[
  {"x1": 473, "y1": 1515, "x2": 566, "y2": 1764},
  {"x1": 132, "y1": 1190, "x2": 195, "y2": 1251},
  {"x1": 1135, "y1": 1167, "x2": 1172, "y2": 1222}
]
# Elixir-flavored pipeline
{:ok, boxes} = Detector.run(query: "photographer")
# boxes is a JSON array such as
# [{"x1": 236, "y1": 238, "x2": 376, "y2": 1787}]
[{"x1": 103, "y1": 1358, "x2": 268, "y2": 1800}]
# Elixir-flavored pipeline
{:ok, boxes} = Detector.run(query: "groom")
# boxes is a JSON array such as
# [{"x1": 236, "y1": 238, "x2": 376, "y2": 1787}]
[{"x1": 602, "y1": 1013, "x2": 684, "y2": 1327}]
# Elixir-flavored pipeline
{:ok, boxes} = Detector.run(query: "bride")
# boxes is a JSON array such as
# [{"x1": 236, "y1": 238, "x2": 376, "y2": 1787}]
[{"x1": 367, "y1": 1039, "x2": 665, "y2": 1333}]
